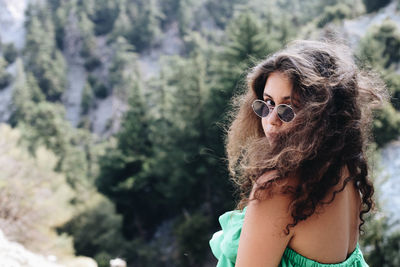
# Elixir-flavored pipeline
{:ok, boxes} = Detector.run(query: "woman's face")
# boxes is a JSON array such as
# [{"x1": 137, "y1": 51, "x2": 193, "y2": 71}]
[{"x1": 261, "y1": 71, "x2": 294, "y2": 142}]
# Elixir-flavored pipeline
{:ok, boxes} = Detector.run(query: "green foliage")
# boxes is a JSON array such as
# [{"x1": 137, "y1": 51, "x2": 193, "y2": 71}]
[
  {"x1": 10, "y1": 59, "x2": 45, "y2": 125},
  {"x1": 373, "y1": 103, "x2": 400, "y2": 147},
  {"x1": 52, "y1": 0, "x2": 68, "y2": 50},
  {"x1": 93, "y1": 83, "x2": 108, "y2": 99},
  {"x1": 224, "y1": 11, "x2": 273, "y2": 65},
  {"x1": 383, "y1": 72, "x2": 400, "y2": 111},
  {"x1": 77, "y1": 115, "x2": 91, "y2": 130},
  {"x1": 96, "y1": 46, "x2": 156, "y2": 240},
  {"x1": 159, "y1": 0, "x2": 181, "y2": 26},
  {"x1": 109, "y1": 37, "x2": 141, "y2": 99},
  {"x1": 96, "y1": 36, "x2": 236, "y2": 265},
  {"x1": 317, "y1": 3, "x2": 352, "y2": 28},
  {"x1": 58, "y1": 194, "x2": 126, "y2": 262},
  {"x1": 174, "y1": 211, "x2": 212, "y2": 266},
  {"x1": 110, "y1": 0, "x2": 131, "y2": 40},
  {"x1": 363, "y1": 0, "x2": 391, "y2": 13},
  {"x1": 96, "y1": 82, "x2": 154, "y2": 237},
  {"x1": 84, "y1": 56, "x2": 102, "y2": 71},
  {"x1": 37, "y1": 50, "x2": 66, "y2": 101},
  {"x1": 0, "y1": 57, "x2": 12, "y2": 90},
  {"x1": 274, "y1": 0, "x2": 364, "y2": 26},
  {"x1": 125, "y1": 0, "x2": 162, "y2": 52},
  {"x1": 27, "y1": 73, "x2": 46, "y2": 103},
  {"x1": 81, "y1": 82, "x2": 94, "y2": 115},
  {"x1": 358, "y1": 19, "x2": 400, "y2": 70},
  {"x1": 93, "y1": 252, "x2": 112, "y2": 267},
  {"x1": 213, "y1": 11, "x2": 279, "y2": 110},
  {"x1": 205, "y1": 0, "x2": 247, "y2": 28},
  {"x1": 371, "y1": 20, "x2": 400, "y2": 68},
  {"x1": 150, "y1": 54, "x2": 210, "y2": 204},
  {"x1": 24, "y1": 6, "x2": 67, "y2": 101},
  {"x1": 88, "y1": 75, "x2": 109, "y2": 99},
  {"x1": 86, "y1": 0, "x2": 119, "y2": 35},
  {"x1": 104, "y1": 0, "x2": 163, "y2": 51},
  {"x1": 123, "y1": 237, "x2": 164, "y2": 267},
  {"x1": 357, "y1": 21, "x2": 400, "y2": 148},
  {"x1": 361, "y1": 212, "x2": 400, "y2": 266},
  {"x1": 10, "y1": 61, "x2": 32, "y2": 124},
  {"x1": 276, "y1": 13, "x2": 297, "y2": 45},
  {"x1": 75, "y1": 11, "x2": 102, "y2": 71},
  {"x1": 3, "y1": 43, "x2": 18, "y2": 65},
  {"x1": 158, "y1": 0, "x2": 208, "y2": 36},
  {"x1": 359, "y1": 149, "x2": 400, "y2": 266},
  {"x1": 0, "y1": 124, "x2": 75, "y2": 257},
  {"x1": 357, "y1": 33, "x2": 386, "y2": 70},
  {"x1": 14, "y1": 98, "x2": 93, "y2": 194},
  {"x1": 78, "y1": 11, "x2": 96, "y2": 56},
  {"x1": 19, "y1": 102, "x2": 70, "y2": 157},
  {"x1": 175, "y1": 0, "x2": 192, "y2": 36}
]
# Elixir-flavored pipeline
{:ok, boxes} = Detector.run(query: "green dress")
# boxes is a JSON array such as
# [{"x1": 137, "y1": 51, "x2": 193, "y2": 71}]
[{"x1": 209, "y1": 207, "x2": 369, "y2": 267}]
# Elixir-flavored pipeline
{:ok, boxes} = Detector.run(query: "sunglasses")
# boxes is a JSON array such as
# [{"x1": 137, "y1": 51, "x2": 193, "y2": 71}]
[{"x1": 252, "y1": 99, "x2": 296, "y2": 122}]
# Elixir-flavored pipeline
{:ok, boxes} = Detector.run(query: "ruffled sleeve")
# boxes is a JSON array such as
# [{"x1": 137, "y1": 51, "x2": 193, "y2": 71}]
[{"x1": 209, "y1": 207, "x2": 247, "y2": 267}]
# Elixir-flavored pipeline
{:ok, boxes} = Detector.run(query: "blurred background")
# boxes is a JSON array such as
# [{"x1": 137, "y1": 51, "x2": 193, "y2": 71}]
[{"x1": 0, "y1": 0, "x2": 399, "y2": 266}]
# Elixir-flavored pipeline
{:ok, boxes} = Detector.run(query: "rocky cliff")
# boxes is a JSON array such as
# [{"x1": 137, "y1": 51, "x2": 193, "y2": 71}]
[{"x1": 0, "y1": 229, "x2": 97, "y2": 267}]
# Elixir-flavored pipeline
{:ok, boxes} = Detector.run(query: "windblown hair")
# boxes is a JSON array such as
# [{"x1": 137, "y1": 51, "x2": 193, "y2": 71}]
[{"x1": 226, "y1": 40, "x2": 388, "y2": 234}]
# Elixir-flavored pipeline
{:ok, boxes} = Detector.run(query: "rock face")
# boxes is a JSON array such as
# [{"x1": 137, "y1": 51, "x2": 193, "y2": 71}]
[
  {"x1": 0, "y1": 0, "x2": 181, "y2": 137},
  {"x1": 0, "y1": 229, "x2": 62, "y2": 267},
  {"x1": 0, "y1": 65, "x2": 14, "y2": 122},
  {"x1": 0, "y1": 229, "x2": 99, "y2": 267},
  {"x1": 0, "y1": 0, "x2": 29, "y2": 123},
  {"x1": 342, "y1": 1, "x2": 400, "y2": 49},
  {"x1": 0, "y1": 0, "x2": 29, "y2": 50},
  {"x1": 61, "y1": 5, "x2": 87, "y2": 128},
  {"x1": 380, "y1": 140, "x2": 400, "y2": 226}
]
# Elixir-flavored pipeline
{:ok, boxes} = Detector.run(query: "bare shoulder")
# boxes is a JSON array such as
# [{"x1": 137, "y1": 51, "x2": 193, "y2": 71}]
[
  {"x1": 236, "y1": 172, "x2": 296, "y2": 267},
  {"x1": 248, "y1": 171, "x2": 297, "y2": 231}
]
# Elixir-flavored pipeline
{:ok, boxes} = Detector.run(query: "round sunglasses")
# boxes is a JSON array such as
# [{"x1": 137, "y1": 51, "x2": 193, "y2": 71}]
[{"x1": 252, "y1": 99, "x2": 296, "y2": 122}]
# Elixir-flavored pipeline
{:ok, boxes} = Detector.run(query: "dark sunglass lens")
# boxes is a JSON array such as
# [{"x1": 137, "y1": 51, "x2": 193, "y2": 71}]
[
  {"x1": 277, "y1": 105, "x2": 295, "y2": 122},
  {"x1": 252, "y1": 101, "x2": 269, "y2": 117}
]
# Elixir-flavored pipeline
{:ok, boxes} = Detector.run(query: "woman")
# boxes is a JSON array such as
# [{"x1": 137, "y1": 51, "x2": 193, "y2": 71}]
[{"x1": 209, "y1": 40, "x2": 387, "y2": 266}]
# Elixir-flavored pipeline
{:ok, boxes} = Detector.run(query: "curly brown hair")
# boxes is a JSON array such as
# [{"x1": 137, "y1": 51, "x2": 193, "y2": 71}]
[{"x1": 226, "y1": 40, "x2": 388, "y2": 234}]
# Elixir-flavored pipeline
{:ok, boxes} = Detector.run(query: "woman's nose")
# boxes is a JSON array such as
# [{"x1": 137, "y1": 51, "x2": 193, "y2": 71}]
[{"x1": 265, "y1": 108, "x2": 282, "y2": 126}]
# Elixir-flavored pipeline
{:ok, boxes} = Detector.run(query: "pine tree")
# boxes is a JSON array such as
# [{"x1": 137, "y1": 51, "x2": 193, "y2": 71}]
[
  {"x1": 81, "y1": 81, "x2": 94, "y2": 115},
  {"x1": 0, "y1": 57, "x2": 12, "y2": 90},
  {"x1": 24, "y1": 5, "x2": 67, "y2": 101},
  {"x1": 3, "y1": 43, "x2": 18, "y2": 65},
  {"x1": 110, "y1": 0, "x2": 131, "y2": 40},
  {"x1": 109, "y1": 37, "x2": 140, "y2": 100},
  {"x1": 224, "y1": 11, "x2": 271, "y2": 65},
  {"x1": 373, "y1": 19, "x2": 400, "y2": 68},
  {"x1": 383, "y1": 72, "x2": 400, "y2": 111},
  {"x1": 363, "y1": 0, "x2": 391, "y2": 13},
  {"x1": 10, "y1": 59, "x2": 45, "y2": 124},
  {"x1": 358, "y1": 19, "x2": 400, "y2": 69},
  {"x1": 96, "y1": 43, "x2": 154, "y2": 238},
  {"x1": 373, "y1": 103, "x2": 400, "y2": 147},
  {"x1": 88, "y1": 0, "x2": 118, "y2": 35},
  {"x1": 126, "y1": 0, "x2": 162, "y2": 52},
  {"x1": 10, "y1": 59, "x2": 31, "y2": 124},
  {"x1": 205, "y1": 0, "x2": 247, "y2": 28}
]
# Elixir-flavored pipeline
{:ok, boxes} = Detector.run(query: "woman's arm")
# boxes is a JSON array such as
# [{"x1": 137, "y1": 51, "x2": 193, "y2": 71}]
[{"x1": 235, "y1": 181, "x2": 295, "y2": 267}]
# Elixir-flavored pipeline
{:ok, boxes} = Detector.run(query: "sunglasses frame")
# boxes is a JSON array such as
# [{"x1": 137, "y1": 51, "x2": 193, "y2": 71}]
[{"x1": 252, "y1": 99, "x2": 296, "y2": 123}]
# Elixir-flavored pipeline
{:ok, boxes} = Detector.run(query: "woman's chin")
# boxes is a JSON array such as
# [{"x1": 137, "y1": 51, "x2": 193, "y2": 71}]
[{"x1": 265, "y1": 132, "x2": 278, "y2": 143}]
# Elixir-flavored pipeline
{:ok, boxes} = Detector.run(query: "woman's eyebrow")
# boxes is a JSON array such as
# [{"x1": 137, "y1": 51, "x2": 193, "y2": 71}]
[{"x1": 263, "y1": 93, "x2": 291, "y2": 101}]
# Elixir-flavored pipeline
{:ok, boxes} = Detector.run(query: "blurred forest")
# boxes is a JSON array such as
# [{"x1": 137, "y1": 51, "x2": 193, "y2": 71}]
[{"x1": 0, "y1": 0, "x2": 400, "y2": 266}]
